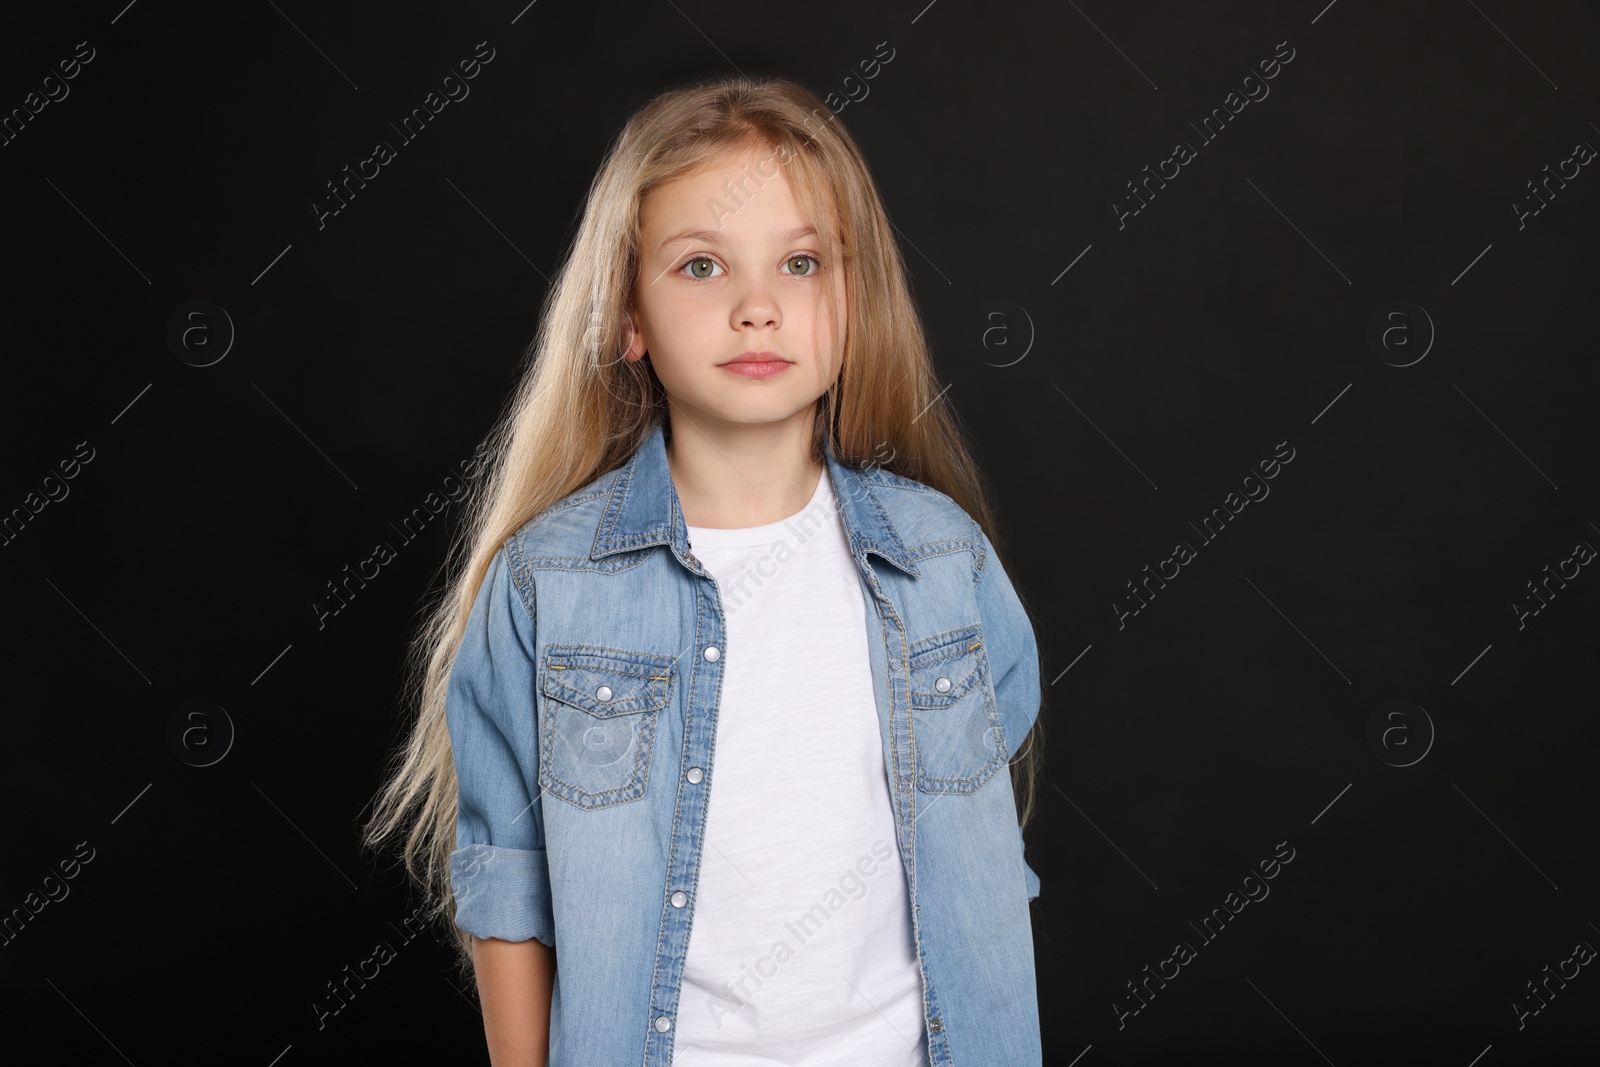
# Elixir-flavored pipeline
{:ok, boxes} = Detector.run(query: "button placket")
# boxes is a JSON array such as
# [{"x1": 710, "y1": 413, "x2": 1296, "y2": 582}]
[
  {"x1": 649, "y1": 567, "x2": 726, "y2": 1058},
  {"x1": 880, "y1": 608, "x2": 916, "y2": 815}
]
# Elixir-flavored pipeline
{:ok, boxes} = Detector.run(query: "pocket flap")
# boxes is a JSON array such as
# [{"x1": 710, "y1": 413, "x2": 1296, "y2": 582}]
[
  {"x1": 542, "y1": 646, "x2": 675, "y2": 718},
  {"x1": 908, "y1": 625, "x2": 985, "y2": 708}
]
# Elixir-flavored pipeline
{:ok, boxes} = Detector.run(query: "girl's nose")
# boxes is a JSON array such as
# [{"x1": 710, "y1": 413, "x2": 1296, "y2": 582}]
[{"x1": 732, "y1": 288, "x2": 780, "y2": 330}]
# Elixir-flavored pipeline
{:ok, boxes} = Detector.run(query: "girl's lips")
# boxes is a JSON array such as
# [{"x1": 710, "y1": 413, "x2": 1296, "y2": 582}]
[{"x1": 720, "y1": 360, "x2": 790, "y2": 378}]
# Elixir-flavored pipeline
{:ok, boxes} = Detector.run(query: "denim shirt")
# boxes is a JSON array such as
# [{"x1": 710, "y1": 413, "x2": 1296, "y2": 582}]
[{"x1": 446, "y1": 418, "x2": 1043, "y2": 1066}]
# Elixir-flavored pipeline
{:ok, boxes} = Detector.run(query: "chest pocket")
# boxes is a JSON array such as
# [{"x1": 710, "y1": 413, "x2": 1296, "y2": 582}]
[
  {"x1": 908, "y1": 624, "x2": 1006, "y2": 793},
  {"x1": 539, "y1": 645, "x2": 675, "y2": 809}
]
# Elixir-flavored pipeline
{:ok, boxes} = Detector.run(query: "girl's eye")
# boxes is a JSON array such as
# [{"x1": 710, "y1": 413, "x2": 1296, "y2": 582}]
[
  {"x1": 782, "y1": 254, "x2": 821, "y2": 277},
  {"x1": 682, "y1": 256, "x2": 723, "y2": 280},
  {"x1": 678, "y1": 254, "x2": 822, "y2": 282}
]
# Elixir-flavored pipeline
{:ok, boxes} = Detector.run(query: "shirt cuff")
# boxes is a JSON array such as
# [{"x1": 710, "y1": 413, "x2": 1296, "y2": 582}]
[{"x1": 450, "y1": 843, "x2": 556, "y2": 946}]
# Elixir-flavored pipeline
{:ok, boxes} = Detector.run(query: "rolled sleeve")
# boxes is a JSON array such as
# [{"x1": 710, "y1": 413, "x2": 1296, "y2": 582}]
[
  {"x1": 1019, "y1": 821, "x2": 1041, "y2": 901},
  {"x1": 973, "y1": 525, "x2": 1042, "y2": 760},
  {"x1": 445, "y1": 543, "x2": 555, "y2": 946}
]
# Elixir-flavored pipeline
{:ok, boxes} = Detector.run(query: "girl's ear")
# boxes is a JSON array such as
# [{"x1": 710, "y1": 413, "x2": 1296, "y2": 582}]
[{"x1": 621, "y1": 310, "x2": 646, "y2": 362}]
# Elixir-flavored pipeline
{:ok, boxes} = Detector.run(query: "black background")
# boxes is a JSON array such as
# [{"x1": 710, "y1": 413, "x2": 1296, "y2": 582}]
[{"x1": 3, "y1": 1, "x2": 1597, "y2": 1063}]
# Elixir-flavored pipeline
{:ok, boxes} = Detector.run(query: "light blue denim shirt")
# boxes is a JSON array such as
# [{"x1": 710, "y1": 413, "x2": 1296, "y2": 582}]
[{"x1": 446, "y1": 418, "x2": 1043, "y2": 1066}]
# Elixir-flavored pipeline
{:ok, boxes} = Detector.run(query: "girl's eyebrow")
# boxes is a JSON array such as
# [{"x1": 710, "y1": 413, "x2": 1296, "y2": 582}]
[{"x1": 656, "y1": 224, "x2": 816, "y2": 252}]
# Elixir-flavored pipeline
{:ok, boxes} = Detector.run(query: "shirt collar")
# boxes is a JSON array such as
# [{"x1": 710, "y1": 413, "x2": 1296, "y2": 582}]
[{"x1": 590, "y1": 418, "x2": 921, "y2": 578}]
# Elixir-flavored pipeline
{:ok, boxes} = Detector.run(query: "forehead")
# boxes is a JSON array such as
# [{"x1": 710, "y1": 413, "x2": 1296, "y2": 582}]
[{"x1": 640, "y1": 144, "x2": 833, "y2": 243}]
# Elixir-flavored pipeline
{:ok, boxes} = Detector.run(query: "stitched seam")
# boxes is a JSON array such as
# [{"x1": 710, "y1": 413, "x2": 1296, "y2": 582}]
[
  {"x1": 909, "y1": 643, "x2": 983, "y2": 705},
  {"x1": 543, "y1": 686, "x2": 669, "y2": 716},
  {"x1": 865, "y1": 468, "x2": 939, "y2": 495},
  {"x1": 516, "y1": 484, "x2": 615, "y2": 543},
  {"x1": 909, "y1": 623, "x2": 983, "y2": 660},
  {"x1": 916, "y1": 753, "x2": 1005, "y2": 787},
  {"x1": 538, "y1": 637, "x2": 670, "y2": 809},
  {"x1": 646, "y1": 566, "x2": 714, "y2": 1061},
  {"x1": 543, "y1": 646, "x2": 677, "y2": 674},
  {"x1": 971, "y1": 515, "x2": 989, "y2": 584},
  {"x1": 595, "y1": 452, "x2": 635, "y2": 553},
  {"x1": 504, "y1": 532, "x2": 540, "y2": 623},
  {"x1": 519, "y1": 548, "x2": 664, "y2": 574},
  {"x1": 539, "y1": 705, "x2": 661, "y2": 809},
  {"x1": 911, "y1": 537, "x2": 979, "y2": 558}
]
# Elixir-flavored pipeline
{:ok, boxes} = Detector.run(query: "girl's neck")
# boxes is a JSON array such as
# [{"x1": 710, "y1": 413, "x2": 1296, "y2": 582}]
[{"x1": 665, "y1": 409, "x2": 824, "y2": 530}]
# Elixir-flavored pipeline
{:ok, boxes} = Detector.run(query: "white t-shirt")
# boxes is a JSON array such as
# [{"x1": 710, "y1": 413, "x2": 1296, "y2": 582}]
[{"x1": 672, "y1": 466, "x2": 928, "y2": 1067}]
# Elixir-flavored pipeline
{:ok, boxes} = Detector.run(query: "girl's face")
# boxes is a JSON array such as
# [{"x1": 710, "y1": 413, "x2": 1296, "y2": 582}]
[{"x1": 625, "y1": 145, "x2": 846, "y2": 434}]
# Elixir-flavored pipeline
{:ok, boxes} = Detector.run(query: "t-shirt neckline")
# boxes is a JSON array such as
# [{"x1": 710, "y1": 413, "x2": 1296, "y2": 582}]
[{"x1": 684, "y1": 467, "x2": 832, "y2": 548}]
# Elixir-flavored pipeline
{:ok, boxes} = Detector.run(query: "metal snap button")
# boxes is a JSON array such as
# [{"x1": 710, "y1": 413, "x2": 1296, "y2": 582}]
[
  {"x1": 654, "y1": 1015, "x2": 672, "y2": 1033},
  {"x1": 686, "y1": 767, "x2": 704, "y2": 784},
  {"x1": 889, "y1": 657, "x2": 903, "y2": 671},
  {"x1": 670, "y1": 891, "x2": 687, "y2": 908},
  {"x1": 929, "y1": 1018, "x2": 943, "y2": 1033},
  {"x1": 704, "y1": 645, "x2": 720, "y2": 662},
  {"x1": 934, "y1": 676, "x2": 952, "y2": 693},
  {"x1": 595, "y1": 685, "x2": 613, "y2": 702}
]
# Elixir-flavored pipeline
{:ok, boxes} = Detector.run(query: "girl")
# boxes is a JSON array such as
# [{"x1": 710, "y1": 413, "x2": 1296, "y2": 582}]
[{"x1": 364, "y1": 74, "x2": 1047, "y2": 1067}]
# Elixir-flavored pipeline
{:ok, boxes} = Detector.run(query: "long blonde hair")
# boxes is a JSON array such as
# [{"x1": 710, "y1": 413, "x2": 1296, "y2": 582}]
[{"x1": 361, "y1": 74, "x2": 1048, "y2": 974}]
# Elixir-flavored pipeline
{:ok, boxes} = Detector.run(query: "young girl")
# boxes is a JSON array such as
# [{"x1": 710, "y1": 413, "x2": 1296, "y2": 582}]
[{"x1": 364, "y1": 75, "x2": 1047, "y2": 1067}]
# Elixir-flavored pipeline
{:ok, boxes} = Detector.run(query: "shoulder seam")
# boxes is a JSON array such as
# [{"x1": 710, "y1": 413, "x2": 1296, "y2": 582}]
[
  {"x1": 506, "y1": 471, "x2": 620, "y2": 548},
  {"x1": 502, "y1": 531, "x2": 540, "y2": 624},
  {"x1": 970, "y1": 514, "x2": 988, "y2": 585},
  {"x1": 863, "y1": 466, "x2": 938, "y2": 496}
]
